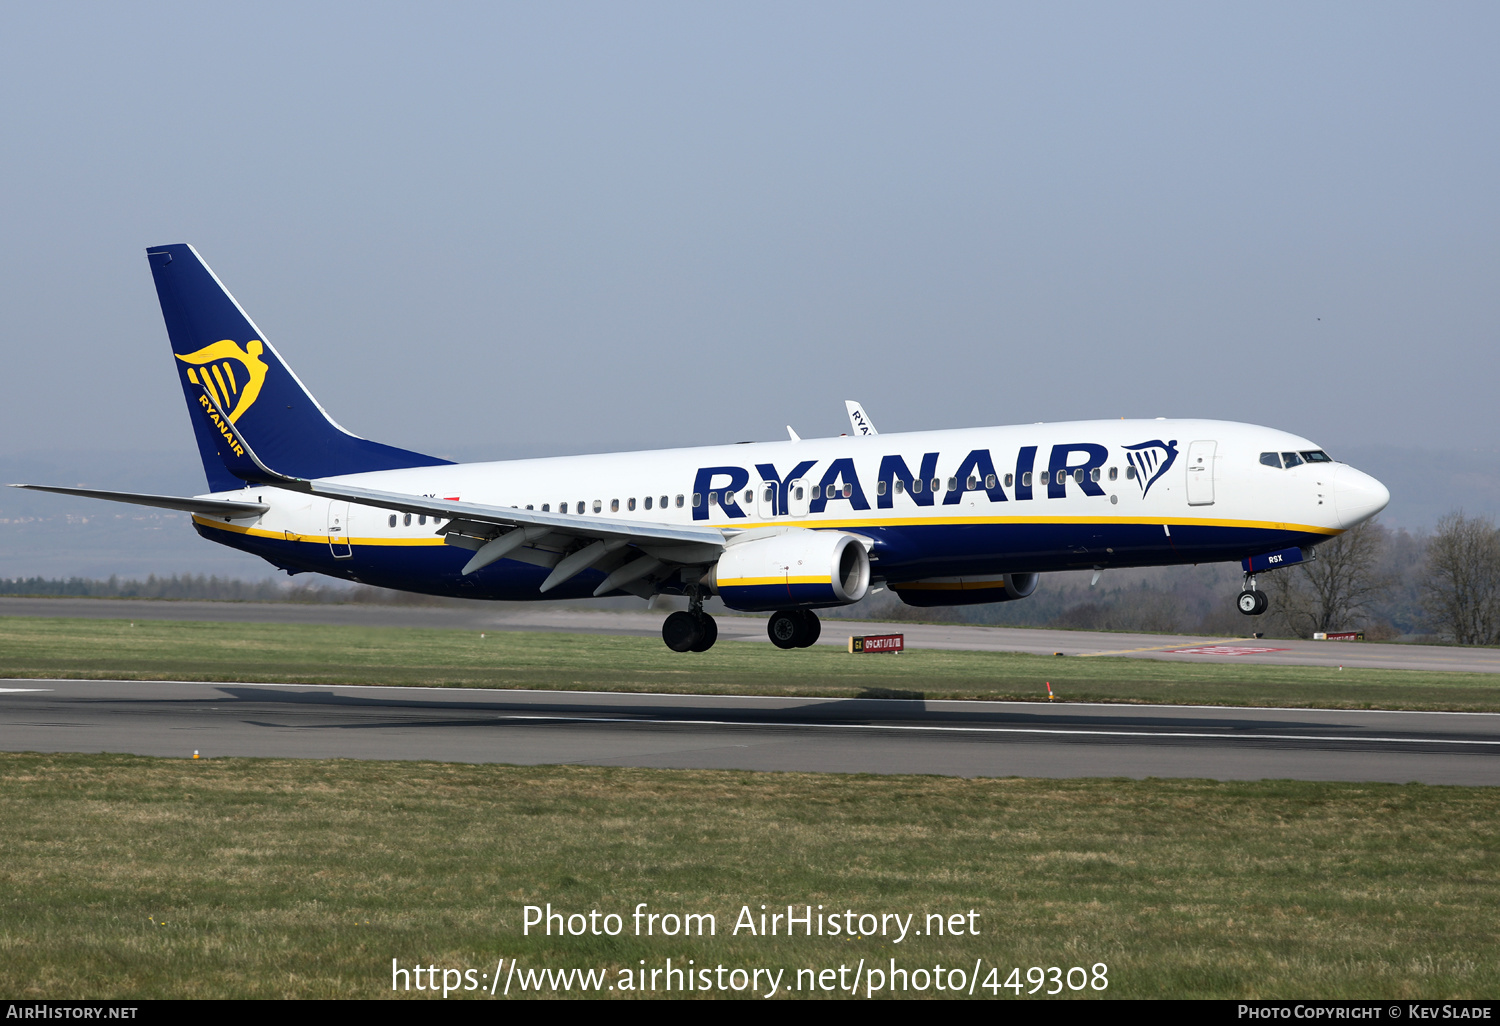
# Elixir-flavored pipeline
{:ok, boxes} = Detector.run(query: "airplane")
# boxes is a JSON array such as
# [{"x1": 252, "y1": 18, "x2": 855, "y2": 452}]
[{"x1": 13, "y1": 244, "x2": 1391, "y2": 652}]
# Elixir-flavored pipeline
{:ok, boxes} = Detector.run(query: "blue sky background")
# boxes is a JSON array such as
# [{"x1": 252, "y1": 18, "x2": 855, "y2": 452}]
[{"x1": 1, "y1": 3, "x2": 1496, "y2": 575}]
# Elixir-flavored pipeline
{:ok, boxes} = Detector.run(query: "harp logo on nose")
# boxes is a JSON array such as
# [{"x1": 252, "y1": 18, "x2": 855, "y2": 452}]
[
  {"x1": 1122, "y1": 439, "x2": 1179, "y2": 498},
  {"x1": 176, "y1": 339, "x2": 269, "y2": 423}
]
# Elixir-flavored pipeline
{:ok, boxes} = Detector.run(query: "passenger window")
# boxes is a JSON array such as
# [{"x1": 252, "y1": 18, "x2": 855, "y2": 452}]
[
  {"x1": 388, "y1": 514, "x2": 397, "y2": 528},
  {"x1": 911, "y1": 479, "x2": 923, "y2": 494},
  {"x1": 675, "y1": 494, "x2": 684, "y2": 508},
  {"x1": 794, "y1": 486, "x2": 804, "y2": 500},
  {"x1": 930, "y1": 478, "x2": 940, "y2": 492},
  {"x1": 576, "y1": 501, "x2": 585, "y2": 514},
  {"x1": 643, "y1": 496, "x2": 651, "y2": 510},
  {"x1": 1022, "y1": 472, "x2": 1031, "y2": 487},
  {"x1": 610, "y1": 499, "x2": 619, "y2": 512},
  {"x1": 1125, "y1": 467, "x2": 1137, "y2": 480},
  {"x1": 592, "y1": 500, "x2": 602, "y2": 513},
  {"x1": 1108, "y1": 467, "x2": 1118, "y2": 481},
  {"x1": 1057, "y1": 470, "x2": 1067, "y2": 485},
  {"x1": 628, "y1": 498, "x2": 636, "y2": 511},
  {"x1": 403, "y1": 513, "x2": 411, "y2": 526},
  {"x1": 419, "y1": 515, "x2": 427, "y2": 525},
  {"x1": 1260, "y1": 452, "x2": 1282, "y2": 468},
  {"x1": 1302, "y1": 450, "x2": 1332, "y2": 463},
  {"x1": 842, "y1": 483, "x2": 852, "y2": 498},
  {"x1": 1073, "y1": 469, "x2": 1084, "y2": 484},
  {"x1": 763, "y1": 485, "x2": 775, "y2": 503},
  {"x1": 876, "y1": 480, "x2": 888, "y2": 496},
  {"x1": 693, "y1": 493, "x2": 702, "y2": 507},
  {"x1": 985, "y1": 473, "x2": 996, "y2": 489},
  {"x1": 1282, "y1": 452, "x2": 1304, "y2": 468},
  {"x1": 894, "y1": 479, "x2": 905, "y2": 494},
  {"x1": 1004, "y1": 473, "x2": 1014, "y2": 487},
  {"x1": 947, "y1": 477, "x2": 958, "y2": 492},
  {"x1": 526, "y1": 504, "x2": 533, "y2": 510},
  {"x1": 966, "y1": 476, "x2": 976, "y2": 490},
  {"x1": 541, "y1": 503, "x2": 550, "y2": 512},
  {"x1": 1089, "y1": 468, "x2": 1100, "y2": 483},
  {"x1": 744, "y1": 489, "x2": 753, "y2": 505}
]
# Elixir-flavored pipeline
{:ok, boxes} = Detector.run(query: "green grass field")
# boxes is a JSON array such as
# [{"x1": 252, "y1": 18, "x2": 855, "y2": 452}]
[
  {"x1": 0, "y1": 752, "x2": 1495, "y2": 999},
  {"x1": 3, "y1": 615, "x2": 1500, "y2": 710}
]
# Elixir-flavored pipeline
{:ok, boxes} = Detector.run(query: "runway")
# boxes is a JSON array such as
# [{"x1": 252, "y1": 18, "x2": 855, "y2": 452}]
[
  {"x1": 4, "y1": 597, "x2": 1497, "y2": 673},
  {"x1": 4, "y1": 680, "x2": 1499, "y2": 785}
]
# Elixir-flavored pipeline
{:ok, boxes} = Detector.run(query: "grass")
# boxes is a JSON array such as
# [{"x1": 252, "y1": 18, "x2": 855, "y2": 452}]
[
  {"x1": 4, "y1": 615, "x2": 1500, "y2": 711},
  {"x1": 0, "y1": 752, "x2": 1495, "y2": 999}
]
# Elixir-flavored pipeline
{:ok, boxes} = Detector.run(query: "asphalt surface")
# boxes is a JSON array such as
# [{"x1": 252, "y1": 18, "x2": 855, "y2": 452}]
[
  {"x1": 4, "y1": 597, "x2": 1498, "y2": 673},
  {"x1": 4, "y1": 680, "x2": 1499, "y2": 785}
]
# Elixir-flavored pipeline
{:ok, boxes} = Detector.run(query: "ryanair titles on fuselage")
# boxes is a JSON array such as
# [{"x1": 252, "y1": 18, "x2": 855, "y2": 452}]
[{"x1": 689, "y1": 438, "x2": 1177, "y2": 519}]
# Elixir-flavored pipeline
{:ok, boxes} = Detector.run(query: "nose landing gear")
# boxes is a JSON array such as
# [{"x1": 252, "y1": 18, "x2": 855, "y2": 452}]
[
  {"x1": 768, "y1": 609, "x2": 822, "y2": 649},
  {"x1": 662, "y1": 586, "x2": 718, "y2": 652},
  {"x1": 1237, "y1": 573, "x2": 1268, "y2": 616}
]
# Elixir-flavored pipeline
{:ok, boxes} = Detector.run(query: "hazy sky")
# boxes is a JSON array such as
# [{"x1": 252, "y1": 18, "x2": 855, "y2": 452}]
[{"x1": 2, "y1": 3, "x2": 1496, "y2": 474}]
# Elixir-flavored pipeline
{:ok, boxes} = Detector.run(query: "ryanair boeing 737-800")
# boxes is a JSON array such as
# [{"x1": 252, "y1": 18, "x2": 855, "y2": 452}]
[{"x1": 13, "y1": 245, "x2": 1391, "y2": 651}]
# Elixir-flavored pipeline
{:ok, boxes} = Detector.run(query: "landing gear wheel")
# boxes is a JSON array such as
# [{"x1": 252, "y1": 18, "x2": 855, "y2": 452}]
[
  {"x1": 663, "y1": 610, "x2": 703, "y2": 652},
  {"x1": 689, "y1": 612, "x2": 718, "y2": 652},
  {"x1": 1237, "y1": 589, "x2": 1268, "y2": 616},
  {"x1": 796, "y1": 610, "x2": 821, "y2": 648},
  {"x1": 768, "y1": 610, "x2": 802, "y2": 649}
]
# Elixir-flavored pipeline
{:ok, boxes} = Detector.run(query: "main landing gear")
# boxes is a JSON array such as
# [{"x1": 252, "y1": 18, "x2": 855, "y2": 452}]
[
  {"x1": 1237, "y1": 573, "x2": 1269, "y2": 616},
  {"x1": 662, "y1": 586, "x2": 718, "y2": 652},
  {"x1": 767, "y1": 609, "x2": 822, "y2": 649}
]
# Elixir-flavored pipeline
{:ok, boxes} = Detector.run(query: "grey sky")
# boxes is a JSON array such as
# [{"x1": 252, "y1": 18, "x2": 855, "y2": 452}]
[{"x1": 1, "y1": 2, "x2": 1496, "y2": 477}]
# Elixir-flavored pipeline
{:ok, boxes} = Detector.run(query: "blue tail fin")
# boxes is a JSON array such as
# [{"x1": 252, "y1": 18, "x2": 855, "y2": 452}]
[{"x1": 147, "y1": 244, "x2": 450, "y2": 491}]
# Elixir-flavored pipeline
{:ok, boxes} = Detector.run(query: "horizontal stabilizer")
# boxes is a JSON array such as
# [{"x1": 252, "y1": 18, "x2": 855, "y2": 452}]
[{"x1": 9, "y1": 484, "x2": 268, "y2": 518}]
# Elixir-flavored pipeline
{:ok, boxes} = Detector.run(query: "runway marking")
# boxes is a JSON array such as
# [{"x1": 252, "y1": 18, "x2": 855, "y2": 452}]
[
  {"x1": 18, "y1": 679, "x2": 1500, "y2": 717},
  {"x1": 1078, "y1": 638, "x2": 1245, "y2": 657},
  {"x1": 494, "y1": 714, "x2": 1500, "y2": 748},
  {"x1": 1167, "y1": 646, "x2": 1291, "y2": 656},
  {"x1": 0, "y1": 688, "x2": 53, "y2": 692}
]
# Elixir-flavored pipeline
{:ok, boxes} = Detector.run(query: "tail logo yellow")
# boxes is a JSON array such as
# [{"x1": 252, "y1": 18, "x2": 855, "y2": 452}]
[{"x1": 176, "y1": 340, "x2": 268, "y2": 423}]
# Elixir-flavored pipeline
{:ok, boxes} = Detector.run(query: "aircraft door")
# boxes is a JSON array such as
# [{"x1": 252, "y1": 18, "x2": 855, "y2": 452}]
[
  {"x1": 327, "y1": 500, "x2": 353, "y2": 558},
  {"x1": 1186, "y1": 440, "x2": 1217, "y2": 506},
  {"x1": 787, "y1": 479, "x2": 810, "y2": 518},
  {"x1": 757, "y1": 479, "x2": 778, "y2": 519}
]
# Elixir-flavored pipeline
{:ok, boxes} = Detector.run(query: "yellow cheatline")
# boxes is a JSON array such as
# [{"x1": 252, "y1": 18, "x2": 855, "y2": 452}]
[{"x1": 193, "y1": 518, "x2": 446, "y2": 546}]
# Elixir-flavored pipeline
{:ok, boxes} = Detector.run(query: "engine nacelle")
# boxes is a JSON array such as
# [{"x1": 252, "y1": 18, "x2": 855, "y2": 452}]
[
  {"x1": 890, "y1": 573, "x2": 1039, "y2": 608},
  {"x1": 709, "y1": 527, "x2": 871, "y2": 612}
]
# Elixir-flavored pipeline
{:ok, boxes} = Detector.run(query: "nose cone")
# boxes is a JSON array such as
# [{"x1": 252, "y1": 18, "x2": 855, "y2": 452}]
[{"x1": 1333, "y1": 465, "x2": 1390, "y2": 528}]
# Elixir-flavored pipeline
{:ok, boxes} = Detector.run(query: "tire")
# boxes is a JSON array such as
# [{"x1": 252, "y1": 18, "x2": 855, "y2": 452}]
[
  {"x1": 1252, "y1": 590, "x2": 1269, "y2": 615},
  {"x1": 662, "y1": 610, "x2": 703, "y2": 652},
  {"x1": 689, "y1": 613, "x2": 718, "y2": 652},
  {"x1": 768, "y1": 610, "x2": 801, "y2": 649},
  {"x1": 797, "y1": 610, "x2": 821, "y2": 648},
  {"x1": 1237, "y1": 591, "x2": 1259, "y2": 615}
]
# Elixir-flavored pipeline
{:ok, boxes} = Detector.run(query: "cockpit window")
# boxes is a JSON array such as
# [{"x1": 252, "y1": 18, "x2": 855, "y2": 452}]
[
  {"x1": 1260, "y1": 452, "x2": 1282, "y2": 468},
  {"x1": 1281, "y1": 451, "x2": 1304, "y2": 468},
  {"x1": 1301, "y1": 450, "x2": 1332, "y2": 463}
]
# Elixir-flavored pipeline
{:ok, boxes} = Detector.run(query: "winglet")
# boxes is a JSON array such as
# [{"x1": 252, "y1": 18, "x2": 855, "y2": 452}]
[
  {"x1": 844, "y1": 400, "x2": 877, "y2": 436},
  {"x1": 786, "y1": 425, "x2": 801, "y2": 442}
]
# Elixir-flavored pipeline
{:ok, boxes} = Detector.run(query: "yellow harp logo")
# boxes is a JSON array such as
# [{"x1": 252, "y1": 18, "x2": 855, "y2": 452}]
[{"x1": 176, "y1": 340, "x2": 269, "y2": 423}]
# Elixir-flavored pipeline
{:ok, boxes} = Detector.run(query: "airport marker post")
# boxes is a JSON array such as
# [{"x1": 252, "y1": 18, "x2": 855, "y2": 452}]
[{"x1": 848, "y1": 633, "x2": 904, "y2": 654}]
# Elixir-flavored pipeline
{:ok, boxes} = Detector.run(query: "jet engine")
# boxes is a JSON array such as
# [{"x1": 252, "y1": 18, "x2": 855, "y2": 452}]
[
  {"x1": 708, "y1": 527, "x2": 871, "y2": 612},
  {"x1": 890, "y1": 573, "x2": 1039, "y2": 607}
]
